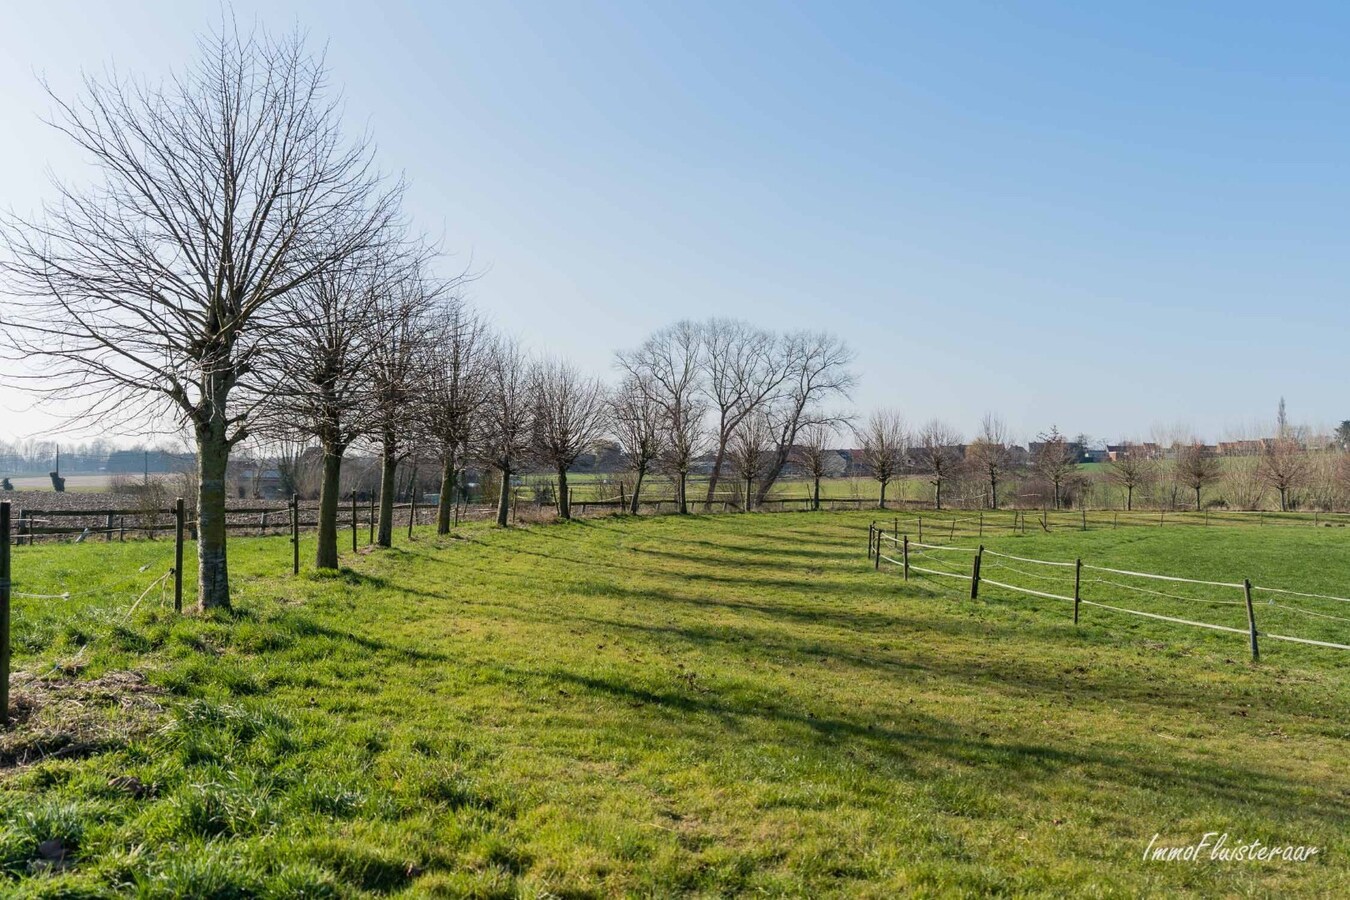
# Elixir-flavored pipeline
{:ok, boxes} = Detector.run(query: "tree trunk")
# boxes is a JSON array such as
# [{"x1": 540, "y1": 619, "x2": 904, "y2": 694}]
[
  {"x1": 1195, "y1": 486, "x2": 1202, "y2": 510},
  {"x1": 436, "y1": 451, "x2": 456, "y2": 535},
  {"x1": 1127, "y1": 485, "x2": 1133, "y2": 511},
  {"x1": 496, "y1": 466, "x2": 512, "y2": 527},
  {"x1": 630, "y1": 465, "x2": 645, "y2": 515},
  {"x1": 744, "y1": 474, "x2": 753, "y2": 512},
  {"x1": 813, "y1": 475, "x2": 821, "y2": 511},
  {"x1": 677, "y1": 471, "x2": 688, "y2": 515},
  {"x1": 195, "y1": 429, "x2": 231, "y2": 611},
  {"x1": 376, "y1": 436, "x2": 397, "y2": 547},
  {"x1": 1279, "y1": 487, "x2": 1287, "y2": 512},
  {"x1": 990, "y1": 473, "x2": 998, "y2": 510},
  {"x1": 705, "y1": 440, "x2": 728, "y2": 505},
  {"x1": 315, "y1": 447, "x2": 342, "y2": 570},
  {"x1": 878, "y1": 480, "x2": 887, "y2": 510},
  {"x1": 558, "y1": 467, "x2": 571, "y2": 520},
  {"x1": 935, "y1": 478, "x2": 942, "y2": 510}
]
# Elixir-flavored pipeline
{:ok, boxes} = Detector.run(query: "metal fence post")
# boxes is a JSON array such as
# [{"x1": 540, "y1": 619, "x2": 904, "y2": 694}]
[
  {"x1": 291, "y1": 493, "x2": 299, "y2": 576},
  {"x1": 1, "y1": 501, "x2": 10, "y2": 727},
  {"x1": 902, "y1": 535, "x2": 909, "y2": 580},
  {"x1": 970, "y1": 545, "x2": 983, "y2": 600},
  {"x1": 1244, "y1": 579, "x2": 1259, "y2": 662},
  {"x1": 174, "y1": 498, "x2": 185, "y2": 613},
  {"x1": 1073, "y1": 558, "x2": 1082, "y2": 625}
]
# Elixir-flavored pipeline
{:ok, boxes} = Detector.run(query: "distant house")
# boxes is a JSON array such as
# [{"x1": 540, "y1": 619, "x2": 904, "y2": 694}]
[{"x1": 1217, "y1": 439, "x2": 1269, "y2": 457}]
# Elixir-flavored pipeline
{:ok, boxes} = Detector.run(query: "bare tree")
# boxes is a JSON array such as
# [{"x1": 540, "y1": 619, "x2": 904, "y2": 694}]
[
  {"x1": 966, "y1": 413, "x2": 1011, "y2": 510},
  {"x1": 476, "y1": 337, "x2": 533, "y2": 527},
  {"x1": 611, "y1": 374, "x2": 663, "y2": 514},
  {"x1": 1033, "y1": 427, "x2": 1077, "y2": 510},
  {"x1": 422, "y1": 299, "x2": 489, "y2": 534},
  {"x1": 755, "y1": 331, "x2": 855, "y2": 502},
  {"x1": 258, "y1": 254, "x2": 384, "y2": 569},
  {"x1": 792, "y1": 422, "x2": 837, "y2": 511},
  {"x1": 0, "y1": 26, "x2": 398, "y2": 609},
  {"x1": 914, "y1": 420, "x2": 961, "y2": 510},
  {"x1": 699, "y1": 319, "x2": 789, "y2": 505},
  {"x1": 1176, "y1": 441, "x2": 1222, "y2": 510},
  {"x1": 530, "y1": 359, "x2": 609, "y2": 520},
  {"x1": 367, "y1": 252, "x2": 440, "y2": 546},
  {"x1": 617, "y1": 322, "x2": 705, "y2": 515},
  {"x1": 728, "y1": 411, "x2": 773, "y2": 512},
  {"x1": 1258, "y1": 435, "x2": 1309, "y2": 512},
  {"x1": 855, "y1": 409, "x2": 907, "y2": 509},
  {"x1": 1105, "y1": 440, "x2": 1153, "y2": 511}
]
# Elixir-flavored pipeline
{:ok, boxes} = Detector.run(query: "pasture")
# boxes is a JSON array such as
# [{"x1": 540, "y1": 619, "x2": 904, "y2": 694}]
[{"x1": 1, "y1": 510, "x2": 1346, "y2": 896}]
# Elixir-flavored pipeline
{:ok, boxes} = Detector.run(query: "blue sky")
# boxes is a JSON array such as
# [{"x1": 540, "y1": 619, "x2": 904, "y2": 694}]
[{"x1": 2, "y1": 1, "x2": 1348, "y2": 444}]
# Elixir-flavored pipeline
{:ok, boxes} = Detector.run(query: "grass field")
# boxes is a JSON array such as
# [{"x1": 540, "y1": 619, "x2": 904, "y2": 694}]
[{"x1": 1, "y1": 511, "x2": 1347, "y2": 896}]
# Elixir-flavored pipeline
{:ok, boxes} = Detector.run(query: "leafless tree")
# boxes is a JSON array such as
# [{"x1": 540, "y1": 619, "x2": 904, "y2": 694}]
[
  {"x1": 914, "y1": 420, "x2": 962, "y2": 510},
  {"x1": 965, "y1": 413, "x2": 1011, "y2": 509},
  {"x1": 1105, "y1": 440, "x2": 1153, "y2": 511},
  {"x1": 1176, "y1": 441, "x2": 1222, "y2": 510},
  {"x1": 728, "y1": 410, "x2": 773, "y2": 512},
  {"x1": 258, "y1": 253, "x2": 384, "y2": 569},
  {"x1": 611, "y1": 374, "x2": 663, "y2": 514},
  {"x1": 1258, "y1": 435, "x2": 1309, "y2": 511},
  {"x1": 616, "y1": 322, "x2": 705, "y2": 514},
  {"x1": 530, "y1": 359, "x2": 609, "y2": 520},
  {"x1": 1033, "y1": 427, "x2": 1077, "y2": 510},
  {"x1": 700, "y1": 319, "x2": 789, "y2": 505},
  {"x1": 367, "y1": 251, "x2": 441, "y2": 546},
  {"x1": 0, "y1": 25, "x2": 399, "y2": 609},
  {"x1": 855, "y1": 409, "x2": 907, "y2": 509},
  {"x1": 792, "y1": 422, "x2": 838, "y2": 511},
  {"x1": 475, "y1": 337, "x2": 533, "y2": 527},
  {"x1": 755, "y1": 331, "x2": 856, "y2": 503},
  {"x1": 422, "y1": 299, "x2": 489, "y2": 534}
]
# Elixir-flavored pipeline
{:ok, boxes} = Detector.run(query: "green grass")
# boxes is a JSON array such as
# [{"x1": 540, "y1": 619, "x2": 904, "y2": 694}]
[{"x1": 1, "y1": 511, "x2": 1347, "y2": 897}]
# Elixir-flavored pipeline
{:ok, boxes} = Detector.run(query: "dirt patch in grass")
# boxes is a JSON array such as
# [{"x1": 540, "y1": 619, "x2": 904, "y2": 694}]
[{"x1": 1, "y1": 670, "x2": 166, "y2": 769}]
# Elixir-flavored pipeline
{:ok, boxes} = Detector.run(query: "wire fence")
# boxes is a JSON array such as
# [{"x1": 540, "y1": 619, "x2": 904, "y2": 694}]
[{"x1": 866, "y1": 522, "x2": 1350, "y2": 660}]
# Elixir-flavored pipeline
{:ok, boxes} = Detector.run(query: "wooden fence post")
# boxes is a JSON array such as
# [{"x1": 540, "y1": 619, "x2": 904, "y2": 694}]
[
  {"x1": 1244, "y1": 579, "x2": 1259, "y2": 662},
  {"x1": 874, "y1": 528, "x2": 881, "y2": 570},
  {"x1": 970, "y1": 545, "x2": 983, "y2": 600},
  {"x1": 902, "y1": 535, "x2": 909, "y2": 580},
  {"x1": 290, "y1": 493, "x2": 299, "y2": 576},
  {"x1": 619, "y1": 483, "x2": 626, "y2": 512},
  {"x1": 1081, "y1": 507, "x2": 1087, "y2": 531},
  {"x1": 868, "y1": 522, "x2": 875, "y2": 559},
  {"x1": 1073, "y1": 558, "x2": 1082, "y2": 625},
  {"x1": 174, "y1": 498, "x2": 185, "y2": 613},
  {"x1": 1, "y1": 501, "x2": 11, "y2": 727},
  {"x1": 105, "y1": 512, "x2": 114, "y2": 543},
  {"x1": 918, "y1": 516, "x2": 923, "y2": 543},
  {"x1": 979, "y1": 512, "x2": 984, "y2": 538},
  {"x1": 119, "y1": 515, "x2": 125, "y2": 542},
  {"x1": 949, "y1": 518, "x2": 956, "y2": 539}
]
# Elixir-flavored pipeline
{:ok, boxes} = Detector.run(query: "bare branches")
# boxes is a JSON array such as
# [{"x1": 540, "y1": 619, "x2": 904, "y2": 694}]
[
  {"x1": 530, "y1": 358, "x2": 609, "y2": 519},
  {"x1": 855, "y1": 409, "x2": 907, "y2": 509},
  {"x1": 914, "y1": 420, "x2": 962, "y2": 510}
]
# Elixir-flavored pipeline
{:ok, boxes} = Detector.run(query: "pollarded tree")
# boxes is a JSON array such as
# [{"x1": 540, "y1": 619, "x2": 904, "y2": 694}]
[
  {"x1": 1033, "y1": 427, "x2": 1077, "y2": 510},
  {"x1": 792, "y1": 422, "x2": 839, "y2": 511},
  {"x1": 617, "y1": 322, "x2": 705, "y2": 515},
  {"x1": 367, "y1": 251, "x2": 441, "y2": 546},
  {"x1": 259, "y1": 252, "x2": 385, "y2": 569},
  {"x1": 0, "y1": 26, "x2": 398, "y2": 610},
  {"x1": 422, "y1": 299, "x2": 489, "y2": 534},
  {"x1": 530, "y1": 359, "x2": 609, "y2": 520},
  {"x1": 856, "y1": 409, "x2": 907, "y2": 509},
  {"x1": 1105, "y1": 440, "x2": 1153, "y2": 511},
  {"x1": 476, "y1": 337, "x2": 534, "y2": 527},
  {"x1": 1176, "y1": 441, "x2": 1222, "y2": 510},
  {"x1": 915, "y1": 420, "x2": 962, "y2": 510},
  {"x1": 728, "y1": 411, "x2": 773, "y2": 512},
  {"x1": 966, "y1": 413, "x2": 1011, "y2": 510},
  {"x1": 611, "y1": 374, "x2": 663, "y2": 514},
  {"x1": 1257, "y1": 435, "x2": 1309, "y2": 512}
]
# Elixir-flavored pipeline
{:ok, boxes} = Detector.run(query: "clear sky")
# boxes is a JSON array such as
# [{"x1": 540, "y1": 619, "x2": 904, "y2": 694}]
[{"x1": 2, "y1": 1, "x2": 1347, "y2": 446}]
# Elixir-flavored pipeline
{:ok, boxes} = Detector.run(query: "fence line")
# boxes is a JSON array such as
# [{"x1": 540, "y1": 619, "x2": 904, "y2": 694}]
[{"x1": 865, "y1": 525, "x2": 1349, "y2": 660}]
